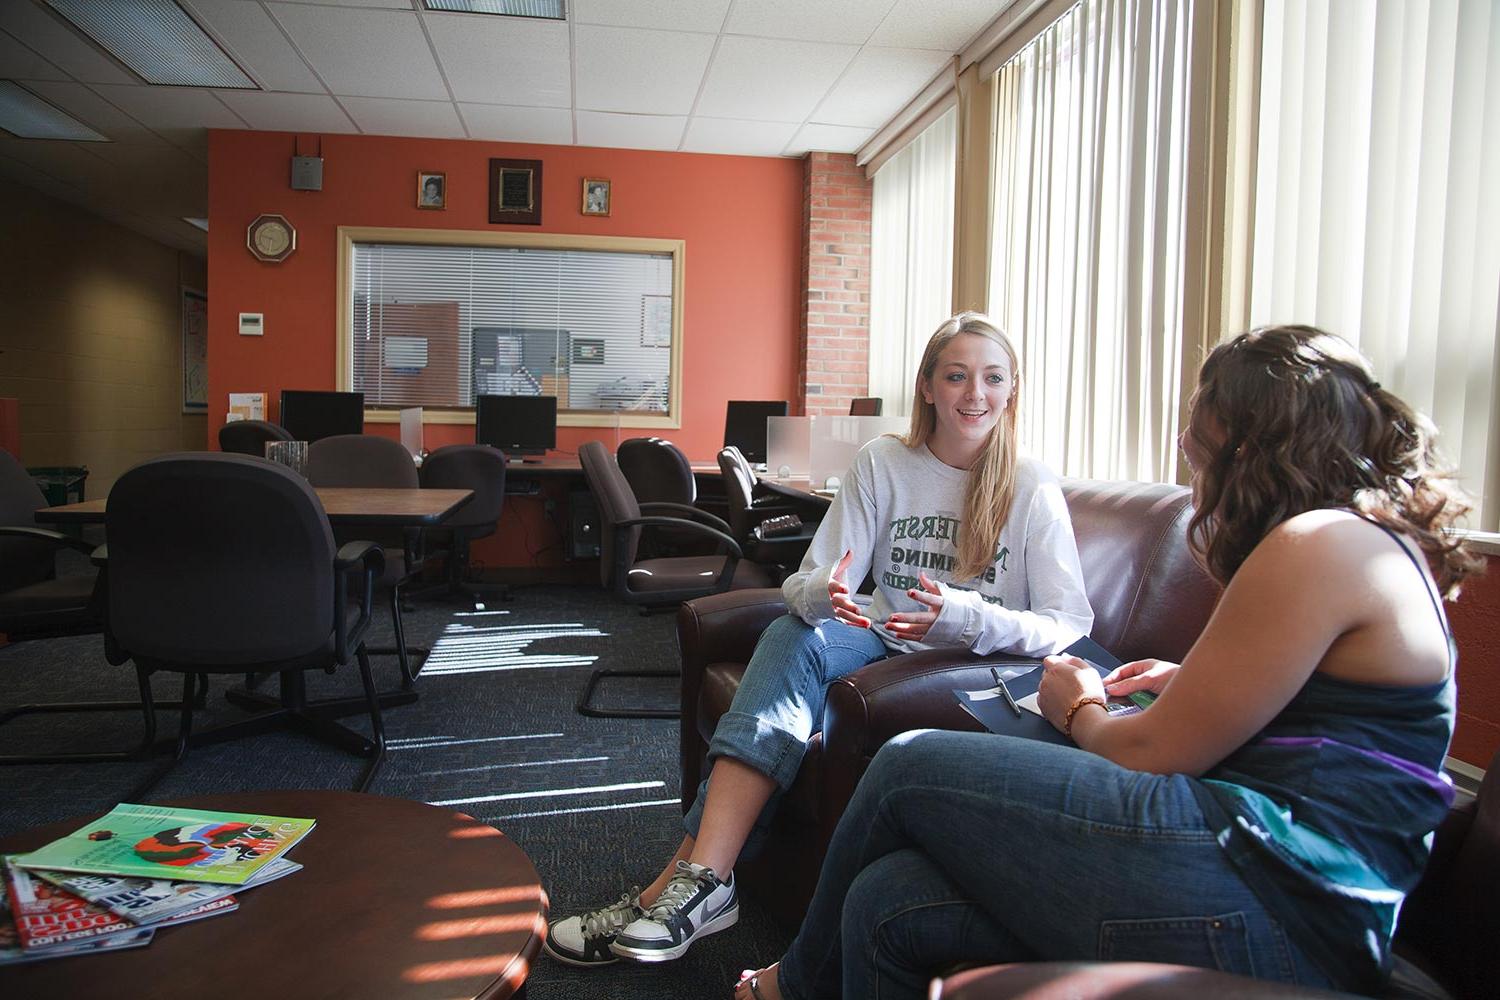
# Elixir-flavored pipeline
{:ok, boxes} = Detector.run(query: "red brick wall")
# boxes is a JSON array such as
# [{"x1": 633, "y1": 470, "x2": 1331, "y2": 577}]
[{"x1": 799, "y1": 152, "x2": 872, "y2": 416}]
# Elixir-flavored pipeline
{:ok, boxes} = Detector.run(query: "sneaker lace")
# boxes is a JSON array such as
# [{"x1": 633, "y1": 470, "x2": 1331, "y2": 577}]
[
  {"x1": 645, "y1": 863, "x2": 713, "y2": 920},
  {"x1": 581, "y1": 888, "x2": 640, "y2": 939}
]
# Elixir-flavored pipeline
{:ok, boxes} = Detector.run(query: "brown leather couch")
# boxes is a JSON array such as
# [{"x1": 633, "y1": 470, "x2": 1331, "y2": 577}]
[
  {"x1": 677, "y1": 478, "x2": 1222, "y2": 928},
  {"x1": 933, "y1": 745, "x2": 1499, "y2": 998}
]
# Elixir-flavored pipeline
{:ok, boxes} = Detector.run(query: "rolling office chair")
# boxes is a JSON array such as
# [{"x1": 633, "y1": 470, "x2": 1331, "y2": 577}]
[
  {"x1": 101, "y1": 453, "x2": 387, "y2": 792},
  {"x1": 416, "y1": 444, "x2": 508, "y2": 604},
  {"x1": 0, "y1": 449, "x2": 207, "y2": 766},
  {"x1": 307, "y1": 434, "x2": 426, "y2": 688},
  {"x1": 576, "y1": 440, "x2": 775, "y2": 718},
  {"x1": 849, "y1": 396, "x2": 883, "y2": 416},
  {"x1": 717, "y1": 446, "x2": 818, "y2": 576},
  {"x1": 617, "y1": 436, "x2": 702, "y2": 557},
  {"x1": 218, "y1": 419, "x2": 293, "y2": 457}
]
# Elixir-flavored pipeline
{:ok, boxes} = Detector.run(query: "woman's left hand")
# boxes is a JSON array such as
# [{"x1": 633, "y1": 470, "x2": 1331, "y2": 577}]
[
  {"x1": 883, "y1": 571, "x2": 944, "y2": 641},
  {"x1": 1037, "y1": 654, "x2": 1107, "y2": 733}
]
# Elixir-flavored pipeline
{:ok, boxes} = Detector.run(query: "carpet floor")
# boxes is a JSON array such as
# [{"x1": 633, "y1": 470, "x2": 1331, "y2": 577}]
[{"x1": 0, "y1": 572, "x2": 792, "y2": 999}]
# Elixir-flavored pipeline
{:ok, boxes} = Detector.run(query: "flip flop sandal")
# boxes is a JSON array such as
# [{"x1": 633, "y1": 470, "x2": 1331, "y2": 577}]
[{"x1": 736, "y1": 970, "x2": 769, "y2": 1000}]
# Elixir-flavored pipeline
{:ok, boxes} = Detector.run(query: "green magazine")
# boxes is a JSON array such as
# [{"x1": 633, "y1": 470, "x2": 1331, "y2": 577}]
[{"x1": 13, "y1": 804, "x2": 315, "y2": 886}]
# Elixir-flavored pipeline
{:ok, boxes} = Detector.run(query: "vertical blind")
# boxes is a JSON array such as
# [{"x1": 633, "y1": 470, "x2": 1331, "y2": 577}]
[
  {"x1": 988, "y1": 0, "x2": 1200, "y2": 483},
  {"x1": 350, "y1": 242, "x2": 675, "y2": 413},
  {"x1": 869, "y1": 107, "x2": 958, "y2": 418},
  {"x1": 1235, "y1": 0, "x2": 1500, "y2": 527}
]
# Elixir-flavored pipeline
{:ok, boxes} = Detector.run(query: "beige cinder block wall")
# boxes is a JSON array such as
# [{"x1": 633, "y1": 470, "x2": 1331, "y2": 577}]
[{"x1": 0, "y1": 183, "x2": 207, "y2": 499}]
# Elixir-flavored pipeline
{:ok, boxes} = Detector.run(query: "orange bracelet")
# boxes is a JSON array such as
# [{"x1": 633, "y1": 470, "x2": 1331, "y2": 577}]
[{"x1": 1063, "y1": 695, "x2": 1107, "y2": 738}]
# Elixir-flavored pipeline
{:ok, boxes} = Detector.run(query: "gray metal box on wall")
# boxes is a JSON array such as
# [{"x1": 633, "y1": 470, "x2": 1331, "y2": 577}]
[{"x1": 291, "y1": 156, "x2": 323, "y2": 191}]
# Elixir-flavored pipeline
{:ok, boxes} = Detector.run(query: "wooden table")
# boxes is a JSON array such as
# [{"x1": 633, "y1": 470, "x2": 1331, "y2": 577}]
[
  {"x1": 34, "y1": 487, "x2": 474, "y2": 527},
  {"x1": 0, "y1": 791, "x2": 547, "y2": 999}
]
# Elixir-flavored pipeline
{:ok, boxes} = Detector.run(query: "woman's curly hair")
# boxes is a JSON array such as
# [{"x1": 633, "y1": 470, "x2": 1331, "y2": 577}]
[{"x1": 1187, "y1": 325, "x2": 1480, "y2": 597}]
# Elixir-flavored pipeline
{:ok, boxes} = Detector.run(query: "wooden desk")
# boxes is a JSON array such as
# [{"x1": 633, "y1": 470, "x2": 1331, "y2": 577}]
[
  {"x1": 0, "y1": 791, "x2": 546, "y2": 999},
  {"x1": 33, "y1": 487, "x2": 474, "y2": 527},
  {"x1": 760, "y1": 474, "x2": 833, "y2": 508}
]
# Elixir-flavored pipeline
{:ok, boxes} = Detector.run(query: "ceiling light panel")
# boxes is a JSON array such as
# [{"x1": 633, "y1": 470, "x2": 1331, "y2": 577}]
[
  {"x1": 0, "y1": 81, "x2": 108, "y2": 140},
  {"x1": 44, "y1": 0, "x2": 256, "y2": 88},
  {"x1": 423, "y1": 0, "x2": 567, "y2": 19}
]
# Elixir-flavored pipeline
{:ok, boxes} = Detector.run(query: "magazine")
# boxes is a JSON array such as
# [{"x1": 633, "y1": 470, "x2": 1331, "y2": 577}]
[
  {"x1": 13, "y1": 803, "x2": 315, "y2": 886},
  {"x1": 1, "y1": 877, "x2": 153, "y2": 965},
  {"x1": 34, "y1": 856, "x2": 300, "y2": 925}
]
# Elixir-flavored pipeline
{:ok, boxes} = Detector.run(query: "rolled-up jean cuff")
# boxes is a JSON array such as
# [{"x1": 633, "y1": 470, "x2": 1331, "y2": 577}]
[{"x1": 706, "y1": 710, "x2": 810, "y2": 790}]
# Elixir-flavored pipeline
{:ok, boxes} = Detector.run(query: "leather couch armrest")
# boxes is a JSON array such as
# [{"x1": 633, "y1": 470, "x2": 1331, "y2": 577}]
[
  {"x1": 936, "y1": 962, "x2": 1357, "y2": 999},
  {"x1": 677, "y1": 588, "x2": 788, "y2": 812},
  {"x1": 819, "y1": 648, "x2": 1011, "y2": 848}
]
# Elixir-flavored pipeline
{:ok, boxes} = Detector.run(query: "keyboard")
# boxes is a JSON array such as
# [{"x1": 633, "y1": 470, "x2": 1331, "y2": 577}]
[{"x1": 758, "y1": 513, "x2": 803, "y2": 538}]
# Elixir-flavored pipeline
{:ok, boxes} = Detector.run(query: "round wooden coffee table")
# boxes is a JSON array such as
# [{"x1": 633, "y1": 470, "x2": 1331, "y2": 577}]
[{"x1": 0, "y1": 791, "x2": 547, "y2": 999}]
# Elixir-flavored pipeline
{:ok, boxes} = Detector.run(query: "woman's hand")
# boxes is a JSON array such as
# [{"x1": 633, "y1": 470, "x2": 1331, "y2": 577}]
[
  {"x1": 1037, "y1": 654, "x2": 1107, "y2": 732},
  {"x1": 828, "y1": 550, "x2": 871, "y2": 628},
  {"x1": 883, "y1": 571, "x2": 943, "y2": 641},
  {"x1": 1101, "y1": 659, "x2": 1180, "y2": 697}
]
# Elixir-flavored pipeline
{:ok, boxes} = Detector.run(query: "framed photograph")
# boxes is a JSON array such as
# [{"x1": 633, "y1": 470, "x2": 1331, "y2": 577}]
[
  {"x1": 489, "y1": 158, "x2": 542, "y2": 225},
  {"x1": 416, "y1": 171, "x2": 445, "y2": 210},
  {"x1": 182, "y1": 287, "x2": 207, "y2": 413},
  {"x1": 582, "y1": 177, "x2": 611, "y2": 217}
]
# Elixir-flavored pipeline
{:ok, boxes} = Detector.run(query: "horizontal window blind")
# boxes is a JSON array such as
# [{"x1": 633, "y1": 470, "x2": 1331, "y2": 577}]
[{"x1": 350, "y1": 242, "x2": 675, "y2": 414}]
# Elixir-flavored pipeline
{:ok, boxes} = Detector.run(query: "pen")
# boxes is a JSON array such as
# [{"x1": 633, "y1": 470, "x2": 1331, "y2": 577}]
[{"x1": 991, "y1": 666, "x2": 1022, "y2": 717}]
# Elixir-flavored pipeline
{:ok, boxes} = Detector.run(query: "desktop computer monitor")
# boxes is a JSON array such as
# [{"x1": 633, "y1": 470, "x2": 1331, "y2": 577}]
[
  {"x1": 475, "y1": 394, "x2": 557, "y2": 461},
  {"x1": 724, "y1": 400, "x2": 788, "y2": 466},
  {"x1": 279, "y1": 390, "x2": 365, "y2": 442}
]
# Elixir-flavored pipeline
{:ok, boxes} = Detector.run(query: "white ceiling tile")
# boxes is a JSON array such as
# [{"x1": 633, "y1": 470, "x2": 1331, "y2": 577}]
[
  {"x1": 812, "y1": 47, "x2": 950, "y2": 128},
  {"x1": 459, "y1": 103, "x2": 573, "y2": 143},
  {"x1": 724, "y1": 0, "x2": 897, "y2": 44},
  {"x1": 870, "y1": 0, "x2": 1008, "y2": 51},
  {"x1": 216, "y1": 91, "x2": 358, "y2": 133},
  {"x1": 272, "y1": 0, "x2": 412, "y2": 7},
  {"x1": 785, "y1": 122, "x2": 874, "y2": 156},
  {"x1": 697, "y1": 36, "x2": 856, "y2": 122},
  {"x1": 341, "y1": 96, "x2": 467, "y2": 138},
  {"x1": 21, "y1": 81, "x2": 159, "y2": 141},
  {"x1": 681, "y1": 117, "x2": 797, "y2": 156},
  {"x1": 574, "y1": 25, "x2": 714, "y2": 116},
  {"x1": 91, "y1": 85, "x2": 247, "y2": 130},
  {"x1": 0, "y1": 3, "x2": 137, "y2": 85},
  {"x1": 575, "y1": 111, "x2": 684, "y2": 151},
  {"x1": 424, "y1": 14, "x2": 570, "y2": 107},
  {"x1": 267, "y1": 5, "x2": 449, "y2": 100},
  {"x1": 184, "y1": 0, "x2": 326, "y2": 93},
  {"x1": 572, "y1": 0, "x2": 730, "y2": 34},
  {"x1": 0, "y1": 31, "x2": 68, "y2": 80}
]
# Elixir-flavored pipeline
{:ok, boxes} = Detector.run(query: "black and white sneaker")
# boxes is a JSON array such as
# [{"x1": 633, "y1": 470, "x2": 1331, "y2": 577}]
[
  {"x1": 609, "y1": 861, "x2": 738, "y2": 963},
  {"x1": 543, "y1": 888, "x2": 643, "y2": 967}
]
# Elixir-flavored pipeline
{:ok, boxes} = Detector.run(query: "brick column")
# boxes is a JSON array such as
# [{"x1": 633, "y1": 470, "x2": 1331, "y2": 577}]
[{"x1": 799, "y1": 152, "x2": 872, "y2": 416}]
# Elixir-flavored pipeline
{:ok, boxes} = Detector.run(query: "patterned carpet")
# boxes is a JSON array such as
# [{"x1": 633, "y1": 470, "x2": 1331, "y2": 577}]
[{"x1": 0, "y1": 573, "x2": 792, "y2": 999}]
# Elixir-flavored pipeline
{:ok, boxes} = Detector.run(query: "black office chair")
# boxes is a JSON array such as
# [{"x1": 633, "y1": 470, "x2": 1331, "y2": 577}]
[
  {"x1": 307, "y1": 434, "x2": 426, "y2": 688},
  {"x1": 617, "y1": 437, "x2": 702, "y2": 557},
  {"x1": 576, "y1": 441, "x2": 774, "y2": 718},
  {"x1": 0, "y1": 450, "x2": 205, "y2": 766},
  {"x1": 218, "y1": 419, "x2": 293, "y2": 456},
  {"x1": 717, "y1": 446, "x2": 818, "y2": 575},
  {"x1": 416, "y1": 444, "x2": 508, "y2": 604},
  {"x1": 849, "y1": 397, "x2": 883, "y2": 416},
  {"x1": 101, "y1": 453, "x2": 386, "y2": 791}
]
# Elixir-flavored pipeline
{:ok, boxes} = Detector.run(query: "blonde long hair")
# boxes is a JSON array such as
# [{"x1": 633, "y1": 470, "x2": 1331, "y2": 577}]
[{"x1": 901, "y1": 312, "x2": 1022, "y2": 580}]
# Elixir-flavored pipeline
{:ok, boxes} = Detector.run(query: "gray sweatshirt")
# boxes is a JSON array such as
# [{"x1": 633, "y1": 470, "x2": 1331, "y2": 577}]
[{"x1": 782, "y1": 435, "x2": 1093, "y2": 657}]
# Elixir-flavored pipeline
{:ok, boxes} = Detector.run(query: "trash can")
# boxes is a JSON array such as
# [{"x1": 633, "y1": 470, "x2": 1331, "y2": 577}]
[{"x1": 27, "y1": 465, "x2": 88, "y2": 507}]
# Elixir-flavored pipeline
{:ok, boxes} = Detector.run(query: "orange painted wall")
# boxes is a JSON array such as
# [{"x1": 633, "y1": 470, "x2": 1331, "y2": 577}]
[{"x1": 205, "y1": 129, "x2": 804, "y2": 459}]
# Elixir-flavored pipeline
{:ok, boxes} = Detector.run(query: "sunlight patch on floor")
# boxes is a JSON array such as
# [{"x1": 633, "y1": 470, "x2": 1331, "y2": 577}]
[
  {"x1": 429, "y1": 779, "x2": 664, "y2": 807},
  {"x1": 421, "y1": 621, "x2": 608, "y2": 675},
  {"x1": 495, "y1": 797, "x2": 683, "y2": 821},
  {"x1": 414, "y1": 755, "x2": 609, "y2": 778},
  {"x1": 388, "y1": 732, "x2": 564, "y2": 751}
]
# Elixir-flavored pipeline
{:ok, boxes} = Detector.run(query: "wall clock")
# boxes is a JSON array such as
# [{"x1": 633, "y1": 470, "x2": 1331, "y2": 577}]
[{"x1": 247, "y1": 214, "x2": 296, "y2": 262}]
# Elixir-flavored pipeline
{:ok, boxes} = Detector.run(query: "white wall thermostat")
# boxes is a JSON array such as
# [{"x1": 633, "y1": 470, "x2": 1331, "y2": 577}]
[{"x1": 238, "y1": 313, "x2": 264, "y2": 336}]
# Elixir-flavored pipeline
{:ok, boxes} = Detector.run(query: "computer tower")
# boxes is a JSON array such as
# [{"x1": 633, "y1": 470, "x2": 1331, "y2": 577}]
[{"x1": 568, "y1": 490, "x2": 601, "y2": 560}]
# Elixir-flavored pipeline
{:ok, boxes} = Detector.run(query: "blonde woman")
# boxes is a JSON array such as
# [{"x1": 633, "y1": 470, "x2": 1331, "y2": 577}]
[{"x1": 545, "y1": 312, "x2": 1093, "y2": 968}]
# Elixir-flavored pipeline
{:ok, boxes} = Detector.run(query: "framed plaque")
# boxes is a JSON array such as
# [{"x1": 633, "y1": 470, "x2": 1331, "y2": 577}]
[{"x1": 488, "y1": 158, "x2": 542, "y2": 225}]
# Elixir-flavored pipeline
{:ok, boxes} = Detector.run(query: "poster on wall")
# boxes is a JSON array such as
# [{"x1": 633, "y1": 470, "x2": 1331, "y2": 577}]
[{"x1": 182, "y1": 287, "x2": 207, "y2": 413}]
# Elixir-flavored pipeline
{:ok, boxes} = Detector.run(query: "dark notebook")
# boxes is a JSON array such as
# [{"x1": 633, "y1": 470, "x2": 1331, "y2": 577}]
[{"x1": 953, "y1": 636, "x2": 1135, "y2": 746}]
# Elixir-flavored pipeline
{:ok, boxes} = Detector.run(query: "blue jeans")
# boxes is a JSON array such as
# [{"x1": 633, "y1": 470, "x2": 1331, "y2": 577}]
[
  {"x1": 682, "y1": 615, "x2": 889, "y2": 856},
  {"x1": 777, "y1": 730, "x2": 1334, "y2": 1000}
]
